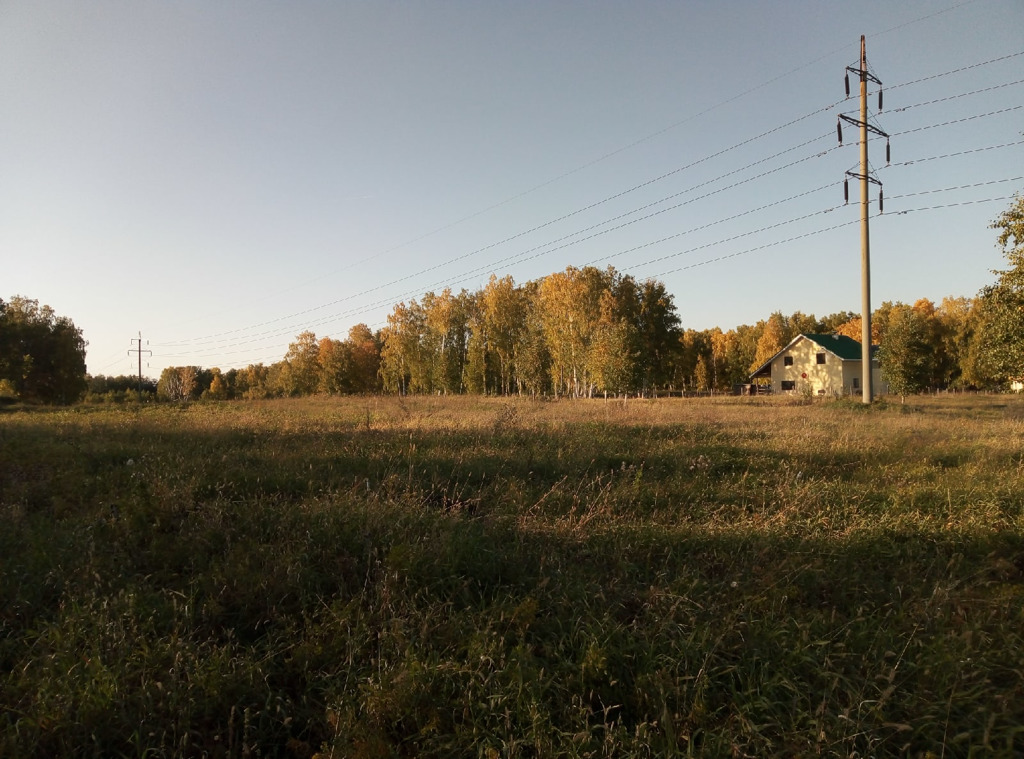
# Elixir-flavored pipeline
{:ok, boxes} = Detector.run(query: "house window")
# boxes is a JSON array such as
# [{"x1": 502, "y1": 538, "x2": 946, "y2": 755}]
[
  {"x1": 816, "y1": 353, "x2": 826, "y2": 365},
  {"x1": 783, "y1": 356, "x2": 794, "y2": 366},
  {"x1": 781, "y1": 380, "x2": 796, "y2": 391},
  {"x1": 852, "y1": 377, "x2": 860, "y2": 390}
]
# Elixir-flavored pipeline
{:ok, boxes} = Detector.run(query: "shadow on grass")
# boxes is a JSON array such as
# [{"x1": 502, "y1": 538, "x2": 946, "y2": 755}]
[{"x1": 2, "y1": 409, "x2": 1023, "y2": 756}]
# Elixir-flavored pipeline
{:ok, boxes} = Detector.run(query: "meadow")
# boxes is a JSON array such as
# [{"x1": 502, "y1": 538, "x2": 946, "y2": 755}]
[{"x1": 1, "y1": 394, "x2": 1023, "y2": 757}]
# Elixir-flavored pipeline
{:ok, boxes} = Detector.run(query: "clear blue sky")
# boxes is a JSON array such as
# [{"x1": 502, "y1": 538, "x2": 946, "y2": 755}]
[{"x1": 2, "y1": 0, "x2": 1022, "y2": 378}]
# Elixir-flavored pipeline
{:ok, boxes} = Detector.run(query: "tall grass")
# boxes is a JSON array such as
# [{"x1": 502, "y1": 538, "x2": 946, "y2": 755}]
[{"x1": 1, "y1": 395, "x2": 1022, "y2": 756}]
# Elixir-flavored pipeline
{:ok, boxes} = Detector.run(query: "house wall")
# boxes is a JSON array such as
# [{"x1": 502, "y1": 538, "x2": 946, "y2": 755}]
[
  {"x1": 770, "y1": 338, "x2": 845, "y2": 395},
  {"x1": 770, "y1": 338, "x2": 887, "y2": 395},
  {"x1": 841, "y1": 360, "x2": 888, "y2": 396}
]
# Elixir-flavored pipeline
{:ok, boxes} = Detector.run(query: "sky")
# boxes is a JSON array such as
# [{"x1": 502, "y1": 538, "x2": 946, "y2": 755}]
[{"x1": 1, "y1": 0, "x2": 1022, "y2": 378}]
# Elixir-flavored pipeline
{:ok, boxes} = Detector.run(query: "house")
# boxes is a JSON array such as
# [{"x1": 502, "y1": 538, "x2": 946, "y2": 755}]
[{"x1": 749, "y1": 333, "x2": 887, "y2": 396}]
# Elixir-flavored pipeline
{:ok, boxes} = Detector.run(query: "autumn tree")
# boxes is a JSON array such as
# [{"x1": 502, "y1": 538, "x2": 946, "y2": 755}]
[
  {"x1": 750, "y1": 312, "x2": 789, "y2": 374},
  {"x1": 932, "y1": 297, "x2": 973, "y2": 388},
  {"x1": 513, "y1": 281, "x2": 550, "y2": 396},
  {"x1": 589, "y1": 289, "x2": 638, "y2": 396},
  {"x1": 205, "y1": 369, "x2": 228, "y2": 400},
  {"x1": 157, "y1": 366, "x2": 199, "y2": 401},
  {"x1": 678, "y1": 329, "x2": 711, "y2": 391},
  {"x1": 463, "y1": 292, "x2": 490, "y2": 394},
  {"x1": 819, "y1": 311, "x2": 858, "y2": 334},
  {"x1": 228, "y1": 363, "x2": 272, "y2": 399},
  {"x1": 281, "y1": 331, "x2": 321, "y2": 396},
  {"x1": 317, "y1": 337, "x2": 352, "y2": 394},
  {"x1": 346, "y1": 324, "x2": 381, "y2": 393},
  {"x1": 422, "y1": 289, "x2": 471, "y2": 394},
  {"x1": 717, "y1": 326, "x2": 751, "y2": 390},
  {"x1": 538, "y1": 266, "x2": 608, "y2": 397},
  {"x1": 694, "y1": 355, "x2": 710, "y2": 393},
  {"x1": 482, "y1": 275, "x2": 528, "y2": 395}
]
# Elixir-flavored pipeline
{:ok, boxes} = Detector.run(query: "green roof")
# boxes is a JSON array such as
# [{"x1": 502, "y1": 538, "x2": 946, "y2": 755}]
[
  {"x1": 748, "y1": 333, "x2": 878, "y2": 379},
  {"x1": 801, "y1": 333, "x2": 867, "y2": 360}
]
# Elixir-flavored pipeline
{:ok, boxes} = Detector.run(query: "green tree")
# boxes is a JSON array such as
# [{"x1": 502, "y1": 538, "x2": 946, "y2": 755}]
[
  {"x1": 878, "y1": 306, "x2": 931, "y2": 402},
  {"x1": 635, "y1": 278, "x2": 681, "y2": 394},
  {"x1": 0, "y1": 296, "x2": 87, "y2": 404},
  {"x1": 86, "y1": 374, "x2": 157, "y2": 402},
  {"x1": 971, "y1": 195, "x2": 1024, "y2": 385}
]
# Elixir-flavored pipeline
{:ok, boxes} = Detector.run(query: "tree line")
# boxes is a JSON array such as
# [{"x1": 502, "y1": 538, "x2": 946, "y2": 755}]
[
  {"x1": 7, "y1": 196, "x2": 1024, "y2": 404},
  {"x1": 0, "y1": 296, "x2": 87, "y2": 404}
]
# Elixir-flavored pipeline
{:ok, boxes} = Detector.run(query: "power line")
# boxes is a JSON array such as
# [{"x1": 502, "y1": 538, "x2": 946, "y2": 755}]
[
  {"x1": 159, "y1": 92, "x2": 1016, "y2": 355},
  {"x1": 889, "y1": 78, "x2": 1024, "y2": 112},
  {"x1": 885, "y1": 176, "x2": 1024, "y2": 200},
  {"x1": 632, "y1": 205, "x2": 845, "y2": 273},
  {"x1": 148, "y1": 45, "x2": 1024, "y2": 366},
  {"x1": 890, "y1": 105, "x2": 1024, "y2": 136},
  {"x1": 284, "y1": 106, "x2": 1019, "y2": 340},
  {"x1": 156, "y1": 159, "x2": 1020, "y2": 364},
  {"x1": 870, "y1": 0, "x2": 986, "y2": 41},
  {"x1": 159, "y1": 194, "x2": 847, "y2": 362},
  {"x1": 649, "y1": 195, "x2": 1015, "y2": 280},
  {"x1": 837, "y1": 76, "x2": 1024, "y2": 119},
  {"x1": 160, "y1": 114, "x2": 843, "y2": 348},
  {"x1": 889, "y1": 139, "x2": 1024, "y2": 166},
  {"x1": 887, "y1": 195, "x2": 1016, "y2": 215},
  {"x1": 209, "y1": 195, "x2": 1024, "y2": 368},
  {"x1": 651, "y1": 217, "x2": 859, "y2": 279},
  {"x1": 885, "y1": 49, "x2": 1024, "y2": 91}
]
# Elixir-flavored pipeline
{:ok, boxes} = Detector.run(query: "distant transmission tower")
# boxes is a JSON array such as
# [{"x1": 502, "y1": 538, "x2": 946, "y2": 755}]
[
  {"x1": 837, "y1": 35, "x2": 889, "y2": 404},
  {"x1": 129, "y1": 332, "x2": 152, "y2": 401}
]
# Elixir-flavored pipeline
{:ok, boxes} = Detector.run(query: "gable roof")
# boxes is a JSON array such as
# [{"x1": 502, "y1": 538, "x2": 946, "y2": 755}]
[
  {"x1": 801, "y1": 333, "x2": 865, "y2": 360},
  {"x1": 749, "y1": 333, "x2": 877, "y2": 379}
]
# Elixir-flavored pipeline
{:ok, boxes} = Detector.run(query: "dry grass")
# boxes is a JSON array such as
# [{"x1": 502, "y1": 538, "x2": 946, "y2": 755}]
[{"x1": 1, "y1": 394, "x2": 1022, "y2": 757}]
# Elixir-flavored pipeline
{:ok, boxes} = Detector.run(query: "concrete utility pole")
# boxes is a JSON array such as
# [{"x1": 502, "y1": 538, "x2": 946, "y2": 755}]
[
  {"x1": 129, "y1": 332, "x2": 152, "y2": 401},
  {"x1": 839, "y1": 35, "x2": 888, "y2": 404},
  {"x1": 857, "y1": 36, "x2": 873, "y2": 404}
]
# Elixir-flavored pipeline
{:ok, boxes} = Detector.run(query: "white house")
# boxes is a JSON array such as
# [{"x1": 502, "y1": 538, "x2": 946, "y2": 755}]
[{"x1": 749, "y1": 333, "x2": 887, "y2": 396}]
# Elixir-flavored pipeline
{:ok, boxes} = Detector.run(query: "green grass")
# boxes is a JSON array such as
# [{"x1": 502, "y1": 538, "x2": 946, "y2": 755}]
[{"x1": 1, "y1": 395, "x2": 1023, "y2": 757}]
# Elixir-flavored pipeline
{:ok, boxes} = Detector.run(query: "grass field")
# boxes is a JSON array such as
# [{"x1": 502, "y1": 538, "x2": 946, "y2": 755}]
[{"x1": 2, "y1": 394, "x2": 1023, "y2": 757}]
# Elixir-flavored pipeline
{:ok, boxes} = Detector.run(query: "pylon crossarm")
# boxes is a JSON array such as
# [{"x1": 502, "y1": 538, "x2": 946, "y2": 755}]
[
  {"x1": 839, "y1": 113, "x2": 888, "y2": 138},
  {"x1": 845, "y1": 170, "x2": 882, "y2": 187},
  {"x1": 846, "y1": 65, "x2": 882, "y2": 86}
]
